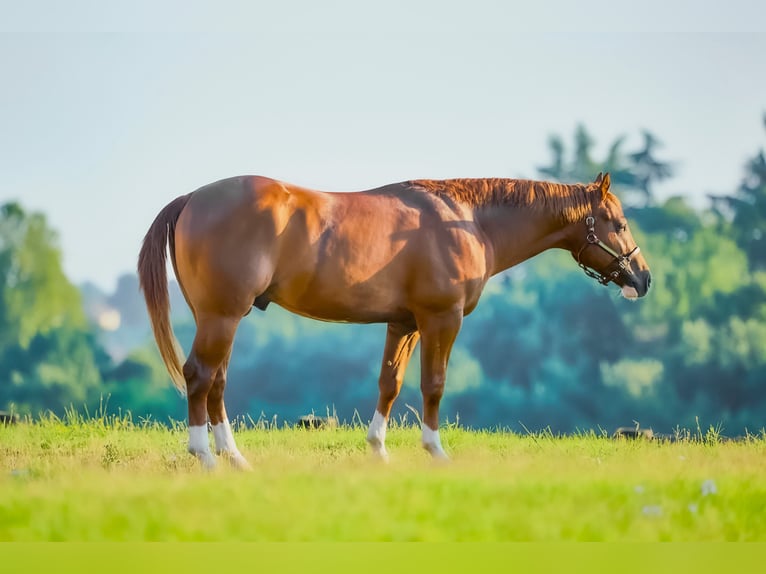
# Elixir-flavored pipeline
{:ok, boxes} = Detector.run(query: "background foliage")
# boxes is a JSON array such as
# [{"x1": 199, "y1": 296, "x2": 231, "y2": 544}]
[{"x1": 2, "y1": 120, "x2": 765, "y2": 434}]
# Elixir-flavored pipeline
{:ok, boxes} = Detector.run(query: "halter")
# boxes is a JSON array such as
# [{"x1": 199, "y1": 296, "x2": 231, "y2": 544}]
[{"x1": 576, "y1": 216, "x2": 641, "y2": 286}]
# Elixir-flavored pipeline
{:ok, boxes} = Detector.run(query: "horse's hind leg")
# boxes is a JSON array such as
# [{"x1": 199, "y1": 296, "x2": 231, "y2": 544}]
[
  {"x1": 207, "y1": 350, "x2": 251, "y2": 470},
  {"x1": 184, "y1": 313, "x2": 240, "y2": 469},
  {"x1": 366, "y1": 323, "x2": 420, "y2": 461}
]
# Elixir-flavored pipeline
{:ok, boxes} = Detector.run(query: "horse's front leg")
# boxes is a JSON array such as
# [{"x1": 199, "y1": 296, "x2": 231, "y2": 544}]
[
  {"x1": 416, "y1": 308, "x2": 462, "y2": 460},
  {"x1": 366, "y1": 323, "x2": 420, "y2": 461}
]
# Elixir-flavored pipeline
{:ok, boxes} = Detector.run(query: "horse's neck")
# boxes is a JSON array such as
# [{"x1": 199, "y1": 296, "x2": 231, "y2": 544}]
[{"x1": 476, "y1": 205, "x2": 570, "y2": 276}]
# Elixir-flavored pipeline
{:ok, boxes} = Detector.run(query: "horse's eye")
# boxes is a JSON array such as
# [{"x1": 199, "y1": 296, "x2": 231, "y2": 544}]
[{"x1": 617, "y1": 223, "x2": 627, "y2": 233}]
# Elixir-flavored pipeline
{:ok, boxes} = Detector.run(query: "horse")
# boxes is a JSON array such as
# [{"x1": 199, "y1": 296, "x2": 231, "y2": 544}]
[{"x1": 138, "y1": 172, "x2": 650, "y2": 468}]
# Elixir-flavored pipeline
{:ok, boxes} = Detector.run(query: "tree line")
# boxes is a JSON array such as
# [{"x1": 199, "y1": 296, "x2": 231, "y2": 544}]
[{"x1": 2, "y1": 119, "x2": 765, "y2": 434}]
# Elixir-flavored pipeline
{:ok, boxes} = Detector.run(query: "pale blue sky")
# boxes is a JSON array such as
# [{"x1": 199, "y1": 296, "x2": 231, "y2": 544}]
[{"x1": 1, "y1": 1, "x2": 765, "y2": 289}]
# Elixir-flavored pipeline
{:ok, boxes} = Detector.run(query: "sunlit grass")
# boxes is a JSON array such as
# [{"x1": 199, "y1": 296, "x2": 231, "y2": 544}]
[{"x1": 1, "y1": 413, "x2": 764, "y2": 541}]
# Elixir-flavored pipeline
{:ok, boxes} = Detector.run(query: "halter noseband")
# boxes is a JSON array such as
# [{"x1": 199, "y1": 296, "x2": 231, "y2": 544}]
[{"x1": 576, "y1": 216, "x2": 640, "y2": 286}]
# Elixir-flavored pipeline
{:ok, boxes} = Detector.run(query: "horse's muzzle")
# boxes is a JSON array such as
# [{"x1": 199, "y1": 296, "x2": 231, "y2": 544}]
[{"x1": 620, "y1": 269, "x2": 652, "y2": 299}]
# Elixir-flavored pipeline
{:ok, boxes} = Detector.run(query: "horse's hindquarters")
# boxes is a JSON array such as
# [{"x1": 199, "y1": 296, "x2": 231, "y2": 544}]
[{"x1": 173, "y1": 177, "x2": 284, "y2": 318}]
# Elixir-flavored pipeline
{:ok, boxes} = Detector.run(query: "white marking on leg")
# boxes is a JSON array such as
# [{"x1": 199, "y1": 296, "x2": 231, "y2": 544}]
[
  {"x1": 422, "y1": 424, "x2": 449, "y2": 460},
  {"x1": 212, "y1": 420, "x2": 237, "y2": 452},
  {"x1": 212, "y1": 420, "x2": 251, "y2": 470},
  {"x1": 188, "y1": 425, "x2": 216, "y2": 469},
  {"x1": 366, "y1": 410, "x2": 389, "y2": 461}
]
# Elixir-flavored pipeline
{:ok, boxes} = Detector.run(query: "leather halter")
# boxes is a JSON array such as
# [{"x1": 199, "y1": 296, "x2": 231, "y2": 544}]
[{"x1": 576, "y1": 216, "x2": 641, "y2": 286}]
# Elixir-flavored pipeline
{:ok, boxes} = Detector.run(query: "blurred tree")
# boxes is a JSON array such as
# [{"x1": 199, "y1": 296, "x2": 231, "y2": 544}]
[
  {"x1": 0, "y1": 203, "x2": 85, "y2": 348},
  {"x1": 538, "y1": 125, "x2": 674, "y2": 206},
  {"x1": 538, "y1": 125, "x2": 601, "y2": 183},
  {"x1": 102, "y1": 346, "x2": 186, "y2": 422},
  {"x1": 710, "y1": 115, "x2": 766, "y2": 270},
  {"x1": 626, "y1": 131, "x2": 676, "y2": 204},
  {"x1": 0, "y1": 202, "x2": 102, "y2": 414},
  {"x1": 530, "y1": 122, "x2": 765, "y2": 433}
]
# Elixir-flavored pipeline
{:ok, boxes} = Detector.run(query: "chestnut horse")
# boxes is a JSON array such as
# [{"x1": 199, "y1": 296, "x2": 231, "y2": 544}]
[{"x1": 138, "y1": 172, "x2": 650, "y2": 468}]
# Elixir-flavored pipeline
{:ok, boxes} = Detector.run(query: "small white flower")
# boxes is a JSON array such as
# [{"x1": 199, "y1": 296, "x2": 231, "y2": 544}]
[
  {"x1": 642, "y1": 505, "x2": 663, "y2": 516},
  {"x1": 701, "y1": 479, "x2": 717, "y2": 496},
  {"x1": 634, "y1": 485, "x2": 645, "y2": 494},
  {"x1": 688, "y1": 503, "x2": 699, "y2": 513}
]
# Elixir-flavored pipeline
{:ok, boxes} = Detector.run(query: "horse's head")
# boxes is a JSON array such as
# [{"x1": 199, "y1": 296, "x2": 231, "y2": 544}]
[{"x1": 568, "y1": 173, "x2": 651, "y2": 299}]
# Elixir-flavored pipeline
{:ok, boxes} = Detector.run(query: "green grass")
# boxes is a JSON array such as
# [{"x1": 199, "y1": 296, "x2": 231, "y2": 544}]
[{"x1": 1, "y1": 414, "x2": 765, "y2": 541}]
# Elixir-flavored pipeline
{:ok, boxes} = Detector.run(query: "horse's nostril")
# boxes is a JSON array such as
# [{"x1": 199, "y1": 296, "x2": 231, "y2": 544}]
[{"x1": 646, "y1": 274, "x2": 652, "y2": 291}]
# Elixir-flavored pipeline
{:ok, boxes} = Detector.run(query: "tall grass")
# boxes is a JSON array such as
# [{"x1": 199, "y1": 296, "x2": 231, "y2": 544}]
[{"x1": 1, "y1": 412, "x2": 764, "y2": 541}]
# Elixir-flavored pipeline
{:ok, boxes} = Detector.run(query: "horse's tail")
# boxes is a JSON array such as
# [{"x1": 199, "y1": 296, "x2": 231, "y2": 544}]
[{"x1": 137, "y1": 194, "x2": 192, "y2": 394}]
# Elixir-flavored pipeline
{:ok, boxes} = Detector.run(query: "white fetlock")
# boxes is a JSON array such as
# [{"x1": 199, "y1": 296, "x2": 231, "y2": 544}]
[
  {"x1": 366, "y1": 410, "x2": 390, "y2": 462},
  {"x1": 212, "y1": 420, "x2": 252, "y2": 471},
  {"x1": 367, "y1": 439, "x2": 390, "y2": 462},
  {"x1": 188, "y1": 425, "x2": 217, "y2": 469},
  {"x1": 195, "y1": 451, "x2": 218, "y2": 469},
  {"x1": 421, "y1": 424, "x2": 449, "y2": 460}
]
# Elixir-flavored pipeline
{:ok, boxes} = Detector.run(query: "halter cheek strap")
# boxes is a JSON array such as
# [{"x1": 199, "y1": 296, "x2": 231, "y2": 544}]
[{"x1": 576, "y1": 216, "x2": 641, "y2": 286}]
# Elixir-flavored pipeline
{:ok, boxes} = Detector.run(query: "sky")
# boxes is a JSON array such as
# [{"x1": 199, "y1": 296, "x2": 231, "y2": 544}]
[{"x1": 1, "y1": 1, "x2": 765, "y2": 290}]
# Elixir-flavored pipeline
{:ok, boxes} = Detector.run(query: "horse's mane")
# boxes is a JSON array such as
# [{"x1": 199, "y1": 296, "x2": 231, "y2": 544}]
[{"x1": 407, "y1": 178, "x2": 604, "y2": 223}]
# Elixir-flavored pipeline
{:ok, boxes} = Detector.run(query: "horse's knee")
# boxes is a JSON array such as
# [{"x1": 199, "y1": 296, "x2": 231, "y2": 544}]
[
  {"x1": 379, "y1": 373, "x2": 402, "y2": 403},
  {"x1": 421, "y1": 376, "x2": 445, "y2": 406}
]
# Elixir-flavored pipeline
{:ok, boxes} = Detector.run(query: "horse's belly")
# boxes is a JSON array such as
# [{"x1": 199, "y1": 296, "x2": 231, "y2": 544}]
[
  {"x1": 270, "y1": 285, "x2": 411, "y2": 324},
  {"x1": 268, "y1": 262, "x2": 412, "y2": 323}
]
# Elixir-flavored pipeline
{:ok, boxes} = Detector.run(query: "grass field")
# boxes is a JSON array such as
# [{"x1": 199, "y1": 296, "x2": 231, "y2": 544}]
[{"x1": 1, "y1": 413, "x2": 764, "y2": 541}]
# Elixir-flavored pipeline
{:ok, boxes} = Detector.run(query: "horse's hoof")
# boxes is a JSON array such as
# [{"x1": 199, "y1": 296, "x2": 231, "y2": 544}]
[
  {"x1": 366, "y1": 437, "x2": 390, "y2": 463},
  {"x1": 370, "y1": 446, "x2": 390, "y2": 463},
  {"x1": 423, "y1": 443, "x2": 450, "y2": 462},
  {"x1": 229, "y1": 454, "x2": 253, "y2": 471},
  {"x1": 214, "y1": 447, "x2": 253, "y2": 471},
  {"x1": 192, "y1": 451, "x2": 217, "y2": 470}
]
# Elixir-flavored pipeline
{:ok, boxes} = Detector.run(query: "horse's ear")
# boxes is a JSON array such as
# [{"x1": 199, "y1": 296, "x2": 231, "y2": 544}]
[
  {"x1": 593, "y1": 172, "x2": 604, "y2": 185},
  {"x1": 599, "y1": 172, "x2": 611, "y2": 201}
]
